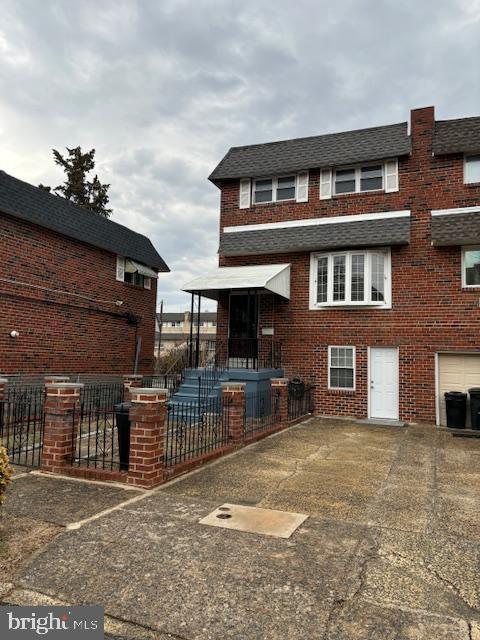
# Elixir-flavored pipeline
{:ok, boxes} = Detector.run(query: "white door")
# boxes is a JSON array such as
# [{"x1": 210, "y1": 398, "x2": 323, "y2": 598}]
[{"x1": 370, "y1": 348, "x2": 399, "y2": 420}]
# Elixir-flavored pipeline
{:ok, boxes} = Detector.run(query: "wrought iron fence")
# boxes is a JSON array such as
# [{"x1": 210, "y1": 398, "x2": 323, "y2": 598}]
[
  {"x1": 288, "y1": 382, "x2": 314, "y2": 420},
  {"x1": 142, "y1": 374, "x2": 182, "y2": 396},
  {"x1": 0, "y1": 386, "x2": 45, "y2": 467},
  {"x1": 165, "y1": 395, "x2": 230, "y2": 468},
  {"x1": 215, "y1": 338, "x2": 283, "y2": 370},
  {"x1": 70, "y1": 382, "x2": 125, "y2": 471},
  {"x1": 244, "y1": 387, "x2": 280, "y2": 438}
]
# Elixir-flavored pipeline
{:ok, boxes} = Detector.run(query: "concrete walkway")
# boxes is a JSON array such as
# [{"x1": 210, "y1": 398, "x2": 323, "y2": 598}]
[{"x1": 2, "y1": 419, "x2": 480, "y2": 639}]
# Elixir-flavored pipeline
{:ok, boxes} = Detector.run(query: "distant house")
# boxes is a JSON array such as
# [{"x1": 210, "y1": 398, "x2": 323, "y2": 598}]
[
  {"x1": 155, "y1": 311, "x2": 216, "y2": 355},
  {"x1": 0, "y1": 170, "x2": 169, "y2": 374}
]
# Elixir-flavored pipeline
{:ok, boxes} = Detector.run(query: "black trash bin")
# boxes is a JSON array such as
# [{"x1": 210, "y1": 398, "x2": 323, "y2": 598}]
[
  {"x1": 114, "y1": 402, "x2": 132, "y2": 470},
  {"x1": 444, "y1": 391, "x2": 467, "y2": 429},
  {"x1": 468, "y1": 388, "x2": 480, "y2": 430}
]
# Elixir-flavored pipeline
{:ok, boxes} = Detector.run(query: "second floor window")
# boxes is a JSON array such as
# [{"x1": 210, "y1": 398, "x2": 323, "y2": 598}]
[
  {"x1": 310, "y1": 249, "x2": 391, "y2": 309},
  {"x1": 334, "y1": 164, "x2": 383, "y2": 195},
  {"x1": 465, "y1": 155, "x2": 480, "y2": 184},
  {"x1": 253, "y1": 176, "x2": 296, "y2": 203}
]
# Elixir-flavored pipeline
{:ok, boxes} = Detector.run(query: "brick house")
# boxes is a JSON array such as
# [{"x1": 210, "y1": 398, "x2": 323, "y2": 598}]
[
  {"x1": 0, "y1": 170, "x2": 169, "y2": 374},
  {"x1": 183, "y1": 106, "x2": 480, "y2": 426}
]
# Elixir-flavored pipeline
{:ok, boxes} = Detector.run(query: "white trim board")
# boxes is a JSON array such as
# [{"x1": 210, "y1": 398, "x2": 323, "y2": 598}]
[
  {"x1": 224, "y1": 210, "x2": 411, "y2": 234},
  {"x1": 431, "y1": 206, "x2": 480, "y2": 217}
]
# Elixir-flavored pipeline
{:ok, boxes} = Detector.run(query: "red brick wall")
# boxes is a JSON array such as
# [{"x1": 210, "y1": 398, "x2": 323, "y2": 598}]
[
  {"x1": 0, "y1": 214, "x2": 157, "y2": 374},
  {"x1": 216, "y1": 106, "x2": 480, "y2": 423}
]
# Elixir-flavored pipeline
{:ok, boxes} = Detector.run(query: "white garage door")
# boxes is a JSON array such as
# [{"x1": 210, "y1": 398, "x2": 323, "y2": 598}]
[{"x1": 438, "y1": 353, "x2": 480, "y2": 426}]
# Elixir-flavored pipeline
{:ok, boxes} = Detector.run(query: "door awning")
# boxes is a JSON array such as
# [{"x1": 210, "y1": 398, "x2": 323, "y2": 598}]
[
  {"x1": 125, "y1": 259, "x2": 158, "y2": 279},
  {"x1": 182, "y1": 264, "x2": 291, "y2": 301}
]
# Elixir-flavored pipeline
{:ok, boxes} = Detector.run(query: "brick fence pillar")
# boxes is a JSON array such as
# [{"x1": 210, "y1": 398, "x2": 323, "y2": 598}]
[
  {"x1": 271, "y1": 378, "x2": 289, "y2": 427},
  {"x1": 41, "y1": 383, "x2": 83, "y2": 474},
  {"x1": 127, "y1": 387, "x2": 167, "y2": 489},
  {"x1": 0, "y1": 377, "x2": 7, "y2": 401},
  {"x1": 123, "y1": 374, "x2": 143, "y2": 401},
  {"x1": 221, "y1": 382, "x2": 246, "y2": 445},
  {"x1": 44, "y1": 375, "x2": 70, "y2": 385}
]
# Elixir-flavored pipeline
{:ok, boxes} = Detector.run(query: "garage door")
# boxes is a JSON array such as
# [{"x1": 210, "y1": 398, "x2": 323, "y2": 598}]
[{"x1": 438, "y1": 354, "x2": 480, "y2": 426}]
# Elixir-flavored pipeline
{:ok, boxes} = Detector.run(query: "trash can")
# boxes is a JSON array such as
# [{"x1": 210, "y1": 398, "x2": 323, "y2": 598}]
[
  {"x1": 468, "y1": 388, "x2": 480, "y2": 430},
  {"x1": 288, "y1": 378, "x2": 306, "y2": 399},
  {"x1": 444, "y1": 391, "x2": 467, "y2": 429},
  {"x1": 114, "y1": 402, "x2": 132, "y2": 471}
]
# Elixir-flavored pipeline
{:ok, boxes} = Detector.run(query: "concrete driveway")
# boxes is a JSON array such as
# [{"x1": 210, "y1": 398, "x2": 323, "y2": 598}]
[{"x1": 4, "y1": 418, "x2": 480, "y2": 639}]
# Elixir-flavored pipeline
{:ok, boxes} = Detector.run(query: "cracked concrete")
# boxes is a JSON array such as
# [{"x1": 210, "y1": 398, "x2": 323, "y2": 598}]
[{"x1": 4, "y1": 418, "x2": 480, "y2": 639}]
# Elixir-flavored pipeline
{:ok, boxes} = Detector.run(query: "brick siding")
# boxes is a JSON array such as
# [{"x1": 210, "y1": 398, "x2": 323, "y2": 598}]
[
  {"x1": 216, "y1": 106, "x2": 480, "y2": 423},
  {"x1": 0, "y1": 213, "x2": 157, "y2": 374}
]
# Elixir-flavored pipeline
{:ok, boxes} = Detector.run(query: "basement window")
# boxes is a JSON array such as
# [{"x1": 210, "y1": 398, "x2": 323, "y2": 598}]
[
  {"x1": 462, "y1": 246, "x2": 480, "y2": 287},
  {"x1": 328, "y1": 346, "x2": 355, "y2": 390}
]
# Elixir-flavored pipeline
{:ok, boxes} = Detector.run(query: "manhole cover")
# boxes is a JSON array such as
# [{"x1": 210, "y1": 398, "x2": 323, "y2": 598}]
[{"x1": 199, "y1": 503, "x2": 308, "y2": 538}]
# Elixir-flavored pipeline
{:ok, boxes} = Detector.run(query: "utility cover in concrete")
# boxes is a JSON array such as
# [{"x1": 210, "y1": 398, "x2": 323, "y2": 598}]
[{"x1": 199, "y1": 503, "x2": 308, "y2": 538}]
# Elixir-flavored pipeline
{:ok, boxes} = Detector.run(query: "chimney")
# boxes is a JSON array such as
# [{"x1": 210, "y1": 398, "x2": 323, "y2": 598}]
[{"x1": 410, "y1": 106, "x2": 435, "y2": 157}]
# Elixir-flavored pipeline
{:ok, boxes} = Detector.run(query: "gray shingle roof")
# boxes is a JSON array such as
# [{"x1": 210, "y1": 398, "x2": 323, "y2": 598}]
[
  {"x1": 209, "y1": 122, "x2": 410, "y2": 184},
  {"x1": 0, "y1": 170, "x2": 169, "y2": 271},
  {"x1": 431, "y1": 210, "x2": 480, "y2": 246},
  {"x1": 219, "y1": 217, "x2": 411, "y2": 256},
  {"x1": 433, "y1": 117, "x2": 480, "y2": 156}
]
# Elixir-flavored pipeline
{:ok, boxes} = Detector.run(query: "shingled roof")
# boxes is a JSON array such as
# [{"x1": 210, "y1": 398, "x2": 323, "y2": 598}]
[
  {"x1": 219, "y1": 214, "x2": 411, "y2": 256},
  {"x1": 433, "y1": 117, "x2": 480, "y2": 156},
  {"x1": 209, "y1": 122, "x2": 411, "y2": 185},
  {"x1": 0, "y1": 170, "x2": 169, "y2": 271}
]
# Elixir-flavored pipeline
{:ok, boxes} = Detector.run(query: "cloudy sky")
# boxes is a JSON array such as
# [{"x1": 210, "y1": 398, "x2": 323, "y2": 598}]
[{"x1": 1, "y1": 0, "x2": 479, "y2": 311}]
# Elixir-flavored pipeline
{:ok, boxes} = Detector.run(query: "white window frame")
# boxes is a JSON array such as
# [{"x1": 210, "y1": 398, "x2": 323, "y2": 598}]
[
  {"x1": 461, "y1": 245, "x2": 480, "y2": 288},
  {"x1": 328, "y1": 346, "x2": 356, "y2": 391},
  {"x1": 464, "y1": 154, "x2": 480, "y2": 185},
  {"x1": 309, "y1": 248, "x2": 392, "y2": 309},
  {"x1": 333, "y1": 162, "x2": 386, "y2": 196},
  {"x1": 252, "y1": 174, "x2": 297, "y2": 204}
]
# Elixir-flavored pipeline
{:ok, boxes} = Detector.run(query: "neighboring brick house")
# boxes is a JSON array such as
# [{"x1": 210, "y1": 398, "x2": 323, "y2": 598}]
[
  {"x1": 0, "y1": 170, "x2": 169, "y2": 374},
  {"x1": 184, "y1": 106, "x2": 480, "y2": 426}
]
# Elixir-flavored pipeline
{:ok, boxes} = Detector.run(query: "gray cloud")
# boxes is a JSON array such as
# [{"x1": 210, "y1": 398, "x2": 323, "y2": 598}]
[{"x1": 1, "y1": 0, "x2": 479, "y2": 310}]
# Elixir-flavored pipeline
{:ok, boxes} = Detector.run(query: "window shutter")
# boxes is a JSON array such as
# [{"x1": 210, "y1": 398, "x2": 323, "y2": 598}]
[
  {"x1": 116, "y1": 256, "x2": 125, "y2": 281},
  {"x1": 239, "y1": 178, "x2": 251, "y2": 209},
  {"x1": 385, "y1": 159, "x2": 399, "y2": 192},
  {"x1": 320, "y1": 169, "x2": 332, "y2": 200},
  {"x1": 143, "y1": 277, "x2": 151, "y2": 290},
  {"x1": 296, "y1": 171, "x2": 309, "y2": 202}
]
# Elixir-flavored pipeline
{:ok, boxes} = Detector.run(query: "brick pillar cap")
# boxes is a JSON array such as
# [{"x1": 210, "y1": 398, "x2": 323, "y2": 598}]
[
  {"x1": 221, "y1": 382, "x2": 246, "y2": 390},
  {"x1": 271, "y1": 378, "x2": 289, "y2": 385},
  {"x1": 0, "y1": 377, "x2": 8, "y2": 384},
  {"x1": 131, "y1": 387, "x2": 169, "y2": 395},
  {"x1": 45, "y1": 382, "x2": 84, "y2": 390},
  {"x1": 123, "y1": 374, "x2": 143, "y2": 379}
]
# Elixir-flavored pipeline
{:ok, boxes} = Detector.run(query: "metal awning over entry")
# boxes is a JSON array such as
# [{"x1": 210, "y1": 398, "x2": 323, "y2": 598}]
[{"x1": 182, "y1": 264, "x2": 291, "y2": 300}]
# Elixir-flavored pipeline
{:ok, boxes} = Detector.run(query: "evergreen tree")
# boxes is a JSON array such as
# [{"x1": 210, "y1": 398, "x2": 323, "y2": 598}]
[{"x1": 40, "y1": 146, "x2": 112, "y2": 218}]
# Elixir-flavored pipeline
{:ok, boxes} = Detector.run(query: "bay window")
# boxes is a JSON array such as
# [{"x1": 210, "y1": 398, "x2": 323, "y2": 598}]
[{"x1": 310, "y1": 249, "x2": 391, "y2": 308}]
